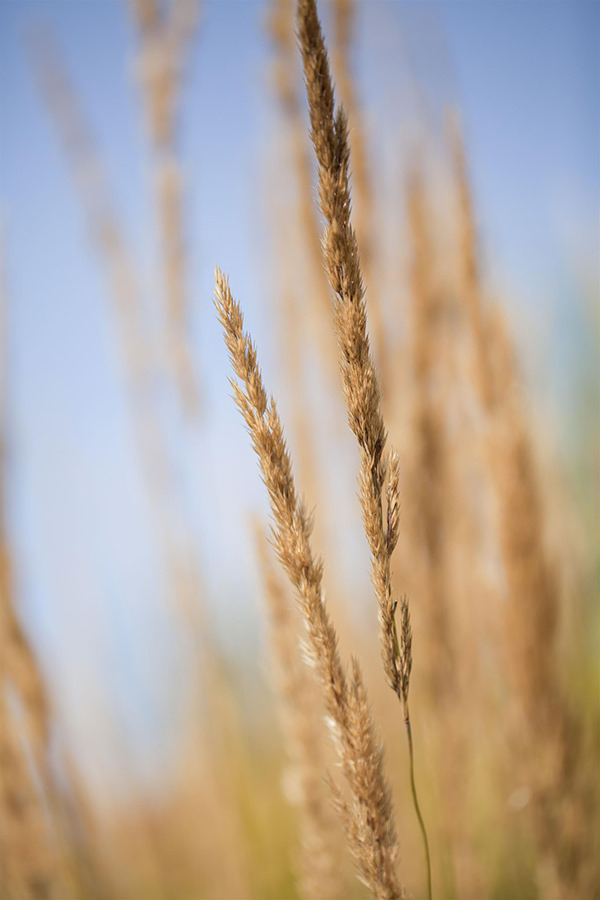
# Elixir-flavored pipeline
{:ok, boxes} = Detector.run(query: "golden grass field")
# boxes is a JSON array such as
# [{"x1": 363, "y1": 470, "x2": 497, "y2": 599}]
[{"x1": 1, "y1": 0, "x2": 598, "y2": 898}]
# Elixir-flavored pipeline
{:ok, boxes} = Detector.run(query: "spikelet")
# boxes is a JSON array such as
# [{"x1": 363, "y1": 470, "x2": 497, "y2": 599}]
[
  {"x1": 297, "y1": 0, "x2": 410, "y2": 714},
  {"x1": 296, "y1": 5, "x2": 432, "y2": 894},
  {"x1": 331, "y1": 0, "x2": 388, "y2": 393},
  {"x1": 215, "y1": 270, "x2": 404, "y2": 900},
  {"x1": 0, "y1": 684, "x2": 59, "y2": 900},
  {"x1": 255, "y1": 525, "x2": 342, "y2": 900},
  {"x1": 267, "y1": 0, "x2": 342, "y2": 396}
]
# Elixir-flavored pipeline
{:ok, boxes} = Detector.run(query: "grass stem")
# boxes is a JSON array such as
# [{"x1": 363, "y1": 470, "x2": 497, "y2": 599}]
[{"x1": 404, "y1": 706, "x2": 432, "y2": 900}]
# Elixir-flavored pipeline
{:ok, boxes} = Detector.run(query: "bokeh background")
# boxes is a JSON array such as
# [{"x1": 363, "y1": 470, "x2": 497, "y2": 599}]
[{"x1": 0, "y1": 1, "x2": 598, "y2": 898}]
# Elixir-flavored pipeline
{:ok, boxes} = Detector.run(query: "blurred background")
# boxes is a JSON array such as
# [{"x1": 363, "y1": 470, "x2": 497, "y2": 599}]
[{"x1": 0, "y1": 1, "x2": 598, "y2": 898}]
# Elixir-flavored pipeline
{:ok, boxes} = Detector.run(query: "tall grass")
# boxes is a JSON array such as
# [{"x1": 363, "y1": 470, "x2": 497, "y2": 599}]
[{"x1": 1, "y1": 0, "x2": 598, "y2": 898}]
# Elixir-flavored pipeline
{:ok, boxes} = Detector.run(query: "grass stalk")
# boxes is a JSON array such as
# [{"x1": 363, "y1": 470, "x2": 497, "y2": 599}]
[
  {"x1": 215, "y1": 269, "x2": 405, "y2": 899},
  {"x1": 297, "y1": 0, "x2": 432, "y2": 894}
]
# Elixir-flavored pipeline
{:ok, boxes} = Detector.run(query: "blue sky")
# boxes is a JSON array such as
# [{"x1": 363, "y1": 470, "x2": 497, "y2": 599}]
[{"x1": 0, "y1": 0, "x2": 598, "y2": 788}]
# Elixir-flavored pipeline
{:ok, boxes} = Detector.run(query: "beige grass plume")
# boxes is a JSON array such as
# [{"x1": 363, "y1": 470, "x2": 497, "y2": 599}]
[
  {"x1": 215, "y1": 270, "x2": 404, "y2": 900},
  {"x1": 296, "y1": 1, "x2": 431, "y2": 894},
  {"x1": 255, "y1": 524, "x2": 342, "y2": 900},
  {"x1": 485, "y1": 307, "x2": 580, "y2": 897},
  {"x1": 405, "y1": 168, "x2": 455, "y2": 702},
  {"x1": 450, "y1": 121, "x2": 558, "y2": 708},
  {"x1": 450, "y1": 116, "x2": 591, "y2": 899},
  {"x1": 0, "y1": 681, "x2": 58, "y2": 900},
  {"x1": 331, "y1": 0, "x2": 389, "y2": 396},
  {"x1": 267, "y1": 0, "x2": 342, "y2": 397},
  {"x1": 405, "y1": 160, "x2": 480, "y2": 898},
  {"x1": 297, "y1": 0, "x2": 404, "y2": 705},
  {"x1": 130, "y1": 0, "x2": 201, "y2": 416}
]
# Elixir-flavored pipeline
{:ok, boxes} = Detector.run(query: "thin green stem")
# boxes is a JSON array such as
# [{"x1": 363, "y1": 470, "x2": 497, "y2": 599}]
[
  {"x1": 390, "y1": 610, "x2": 432, "y2": 898},
  {"x1": 404, "y1": 705, "x2": 432, "y2": 900}
]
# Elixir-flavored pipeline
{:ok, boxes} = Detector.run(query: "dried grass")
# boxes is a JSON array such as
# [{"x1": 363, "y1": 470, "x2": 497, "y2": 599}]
[
  {"x1": 3, "y1": 4, "x2": 597, "y2": 900},
  {"x1": 255, "y1": 524, "x2": 342, "y2": 900},
  {"x1": 216, "y1": 270, "x2": 404, "y2": 900}
]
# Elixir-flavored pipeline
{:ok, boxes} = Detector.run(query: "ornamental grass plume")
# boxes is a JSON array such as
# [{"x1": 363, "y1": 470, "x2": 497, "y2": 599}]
[
  {"x1": 215, "y1": 269, "x2": 404, "y2": 900},
  {"x1": 405, "y1": 169, "x2": 455, "y2": 703},
  {"x1": 129, "y1": 0, "x2": 201, "y2": 415},
  {"x1": 404, "y1": 161, "x2": 481, "y2": 898},
  {"x1": 485, "y1": 306, "x2": 589, "y2": 900},
  {"x1": 297, "y1": 0, "x2": 431, "y2": 894},
  {"x1": 0, "y1": 682, "x2": 59, "y2": 900},
  {"x1": 255, "y1": 524, "x2": 342, "y2": 900},
  {"x1": 330, "y1": 0, "x2": 388, "y2": 394},
  {"x1": 267, "y1": 0, "x2": 341, "y2": 397},
  {"x1": 450, "y1": 117, "x2": 595, "y2": 899}
]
